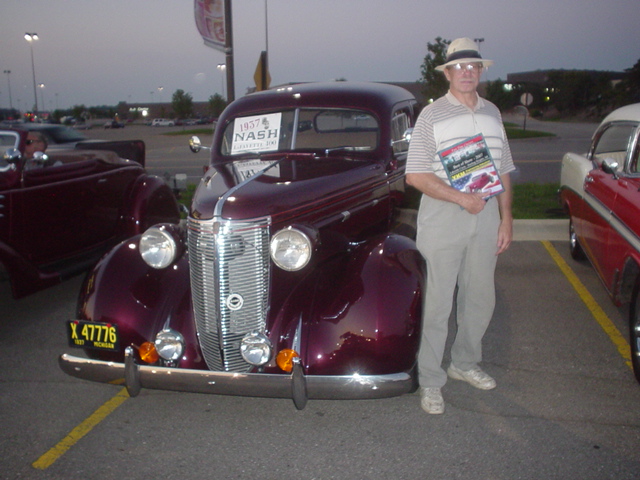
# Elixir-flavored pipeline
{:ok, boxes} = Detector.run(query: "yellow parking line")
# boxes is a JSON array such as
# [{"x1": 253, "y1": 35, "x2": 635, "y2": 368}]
[
  {"x1": 32, "y1": 387, "x2": 129, "y2": 470},
  {"x1": 541, "y1": 240, "x2": 632, "y2": 369}
]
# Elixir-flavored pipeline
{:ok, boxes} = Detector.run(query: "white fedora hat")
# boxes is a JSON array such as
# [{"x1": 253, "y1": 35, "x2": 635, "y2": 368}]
[{"x1": 435, "y1": 37, "x2": 494, "y2": 72}]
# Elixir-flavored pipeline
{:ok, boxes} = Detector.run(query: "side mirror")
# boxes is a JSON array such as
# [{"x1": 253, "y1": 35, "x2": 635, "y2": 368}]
[
  {"x1": 189, "y1": 136, "x2": 202, "y2": 153},
  {"x1": 3, "y1": 148, "x2": 22, "y2": 164},
  {"x1": 189, "y1": 136, "x2": 211, "y2": 154},
  {"x1": 403, "y1": 127, "x2": 413, "y2": 143},
  {"x1": 601, "y1": 158, "x2": 620, "y2": 179}
]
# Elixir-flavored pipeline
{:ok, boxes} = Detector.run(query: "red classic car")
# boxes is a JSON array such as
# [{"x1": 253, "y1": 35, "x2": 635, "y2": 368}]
[
  {"x1": 559, "y1": 102, "x2": 640, "y2": 382},
  {"x1": 465, "y1": 172, "x2": 495, "y2": 193},
  {"x1": 59, "y1": 82, "x2": 425, "y2": 409},
  {"x1": 0, "y1": 128, "x2": 180, "y2": 298}
]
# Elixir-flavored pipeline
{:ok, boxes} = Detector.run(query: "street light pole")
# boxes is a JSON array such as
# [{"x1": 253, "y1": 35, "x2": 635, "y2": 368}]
[
  {"x1": 217, "y1": 63, "x2": 226, "y2": 99},
  {"x1": 474, "y1": 38, "x2": 486, "y2": 81},
  {"x1": 38, "y1": 83, "x2": 46, "y2": 113},
  {"x1": 3, "y1": 70, "x2": 12, "y2": 110},
  {"x1": 264, "y1": 0, "x2": 269, "y2": 76},
  {"x1": 24, "y1": 32, "x2": 39, "y2": 114}
]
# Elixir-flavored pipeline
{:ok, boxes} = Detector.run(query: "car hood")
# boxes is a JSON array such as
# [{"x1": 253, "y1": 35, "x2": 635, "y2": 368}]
[{"x1": 190, "y1": 156, "x2": 385, "y2": 222}]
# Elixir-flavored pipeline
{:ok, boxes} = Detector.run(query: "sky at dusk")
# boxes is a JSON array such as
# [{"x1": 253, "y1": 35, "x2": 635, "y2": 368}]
[{"x1": 1, "y1": 0, "x2": 638, "y2": 111}]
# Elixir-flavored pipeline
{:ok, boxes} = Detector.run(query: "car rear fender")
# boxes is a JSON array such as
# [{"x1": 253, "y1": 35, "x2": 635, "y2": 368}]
[
  {"x1": 118, "y1": 175, "x2": 181, "y2": 237},
  {"x1": 284, "y1": 233, "x2": 424, "y2": 376}
]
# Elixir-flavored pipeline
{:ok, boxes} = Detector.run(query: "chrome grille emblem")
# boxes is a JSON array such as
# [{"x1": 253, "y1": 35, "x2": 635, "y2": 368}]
[{"x1": 226, "y1": 293, "x2": 244, "y2": 311}]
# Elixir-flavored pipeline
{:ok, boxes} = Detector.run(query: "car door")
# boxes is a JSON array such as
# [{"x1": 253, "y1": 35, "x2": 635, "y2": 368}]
[
  {"x1": 582, "y1": 122, "x2": 638, "y2": 285},
  {"x1": 12, "y1": 154, "x2": 140, "y2": 266},
  {"x1": 605, "y1": 125, "x2": 640, "y2": 282}
]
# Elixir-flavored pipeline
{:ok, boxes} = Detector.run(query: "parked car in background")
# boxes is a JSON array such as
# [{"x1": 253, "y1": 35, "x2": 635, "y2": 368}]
[
  {"x1": 0, "y1": 128, "x2": 181, "y2": 298},
  {"x1": 59, "y1": 82, "x2": 424, "y2": 409},
  {"x1": 0, "y1": 123, "x2": 91, "y2": 151},
  {"x1": 151, "y1": 118, "x2": 175, "y2": 127},
  {"x1": 559, "y1": 102, "x2": 640, "y2": 383},
  {"x1": 104, "y1": 120, "x2": 125, "y2": 129}
]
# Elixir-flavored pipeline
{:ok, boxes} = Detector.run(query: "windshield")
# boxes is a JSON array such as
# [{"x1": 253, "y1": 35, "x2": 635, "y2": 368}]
[
  {"x1": 221, "y1": 108, "x2": 379, "y2": 156},
  {"x1": 43, "y1": 126, "x2": 87, "y2": 143}
]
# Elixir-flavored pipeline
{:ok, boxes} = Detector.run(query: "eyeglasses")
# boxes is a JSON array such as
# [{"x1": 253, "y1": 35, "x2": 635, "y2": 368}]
[{"x1": 449, "y1": 63, "x2": 483, "y2": 73}]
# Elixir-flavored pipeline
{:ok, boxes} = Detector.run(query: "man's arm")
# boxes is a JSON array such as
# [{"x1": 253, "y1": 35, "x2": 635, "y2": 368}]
[{"x1": 495, "y1": 173, "x2": 513, "y2": 255}]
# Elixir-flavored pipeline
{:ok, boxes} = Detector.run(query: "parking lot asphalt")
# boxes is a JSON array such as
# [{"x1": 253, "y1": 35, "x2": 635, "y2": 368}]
[{"x1": 2, "y1": 237, "x2": 639, "y2": 479}]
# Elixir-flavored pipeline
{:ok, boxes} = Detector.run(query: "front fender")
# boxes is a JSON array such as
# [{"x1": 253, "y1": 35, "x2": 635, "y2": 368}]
[
  {"x1": 119, "y1": 175, "x2": 180, "y2": 237},
  {"x1": 0, "y1": 240, "x2": 59, "y2": 298},
  {"x1": 283, "y1": 234, "x2": 424, "y2": 376},
  {"x1": 77, "y1": 235, "x2": 201, "y2": 367}
]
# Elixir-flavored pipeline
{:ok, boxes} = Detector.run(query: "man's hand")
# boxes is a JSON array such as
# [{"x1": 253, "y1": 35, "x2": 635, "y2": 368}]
[
  {"x1": 460, "y1": 192, "x2": 489, "y2": 214},
  {"x1": 496, "y1": 218, "x2": 513, "y2": 255}
]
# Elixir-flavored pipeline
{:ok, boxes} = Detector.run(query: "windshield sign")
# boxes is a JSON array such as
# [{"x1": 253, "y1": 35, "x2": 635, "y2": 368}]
[
  {"x1": 231, "y1": 113, "x2": 282, "y2": 155},
  {"x1": 222, "y1": 109, "x2": 379, "y2": 157}
]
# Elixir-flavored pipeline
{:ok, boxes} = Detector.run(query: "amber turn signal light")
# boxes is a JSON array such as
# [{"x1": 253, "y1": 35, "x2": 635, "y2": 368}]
[
  {"x1": 139, "y1": 342, "x2": 159, "y2": 364},
  {"x1": 276, "y1": 349, "x2": 299, "y2": 372}
]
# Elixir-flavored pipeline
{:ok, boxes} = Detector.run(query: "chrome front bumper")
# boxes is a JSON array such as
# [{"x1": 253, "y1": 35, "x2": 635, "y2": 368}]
[{"x1": 59, "y1": 347, "x2": 416, "y2": 410}]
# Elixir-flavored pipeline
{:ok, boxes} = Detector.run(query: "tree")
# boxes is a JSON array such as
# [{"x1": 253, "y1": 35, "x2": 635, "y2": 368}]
[
  {"x1": 547, "y1": 71, "x2": 613, "y2": 115},
  {"x1": 419, "y1": 37, "x2": 450, "y2": 103},
  {"x1": 484, "y1": 79, "x2": 518, "y2": 111},
  {"x1": 208, "y1": 93, "x2": 227, "y2": 118},
  {"x1": 618, "y1": 58, "x2": 640, "y2": 104},
  {"x1": 172, "y1": 89, "x2": 193, "y2": 119}
]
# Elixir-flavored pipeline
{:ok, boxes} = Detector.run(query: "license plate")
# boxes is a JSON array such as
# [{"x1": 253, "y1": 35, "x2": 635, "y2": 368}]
[{"x1": 67, "y1": 320, "x2": 119, "y2": 351}]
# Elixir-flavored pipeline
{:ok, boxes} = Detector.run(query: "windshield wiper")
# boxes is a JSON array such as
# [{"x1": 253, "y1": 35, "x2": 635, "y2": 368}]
[{"x1": 324, "y1": 146, "x2": 371, "y2": 156}]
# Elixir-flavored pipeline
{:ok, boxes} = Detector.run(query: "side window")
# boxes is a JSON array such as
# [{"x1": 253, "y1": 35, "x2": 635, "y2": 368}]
[
  {"x1": 592, "y1": 123, "x2": 636, "y2": 169},
  {"x1": 0, "y1": 131, "x2": 20, "y2": 149},
  {"x1": 391, "y1": 112, "x2": 410, "y2": 155}
]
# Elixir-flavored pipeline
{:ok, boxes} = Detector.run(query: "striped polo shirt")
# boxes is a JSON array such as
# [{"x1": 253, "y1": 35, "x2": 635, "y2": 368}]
[{"x1": 406, "y1": 92, "x2": 515, "y2": 183}]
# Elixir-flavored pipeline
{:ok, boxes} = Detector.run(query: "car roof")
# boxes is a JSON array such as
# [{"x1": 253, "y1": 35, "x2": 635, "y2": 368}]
[
  {"x1": 222, "y1": 82, "x2": 416, "y2": 119},
  {"x1": 602, "y1": 103, "x2": 640, "y2": 124}
]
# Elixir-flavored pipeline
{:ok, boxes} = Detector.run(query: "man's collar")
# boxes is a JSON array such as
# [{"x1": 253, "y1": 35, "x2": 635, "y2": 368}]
[{"x1": 445, "y1": 91, "x2": 484, "y2": 111}]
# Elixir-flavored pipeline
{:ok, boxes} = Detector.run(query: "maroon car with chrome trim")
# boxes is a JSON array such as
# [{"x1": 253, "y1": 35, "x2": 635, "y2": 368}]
[
  {"x1": 0, "y1": 129, "x2": 180, "y2": 298},
  {"x1": 59, "y1": 82, "x2": 425, "y2": 409}
]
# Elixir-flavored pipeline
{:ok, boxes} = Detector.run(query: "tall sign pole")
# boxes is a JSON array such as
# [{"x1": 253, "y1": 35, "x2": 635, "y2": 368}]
[
  {"x1": 224, "y1": 0, "x2": 235, "y2": 102},
  {"x1": 194, "y1": 0, "x2": 234, "y2": 102}
]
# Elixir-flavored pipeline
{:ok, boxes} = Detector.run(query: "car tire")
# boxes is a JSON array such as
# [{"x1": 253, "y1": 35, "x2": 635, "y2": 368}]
[
  {"x1": 569, "y1": 218, "x2": 586, "y2": 260},
  {"x1": 629, "y1": 282, "x2": 640, "y2": 383}
]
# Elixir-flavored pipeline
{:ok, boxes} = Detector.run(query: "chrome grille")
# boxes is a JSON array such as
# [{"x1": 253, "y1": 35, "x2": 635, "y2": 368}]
[{"x1": 188, "y1": 216, "x2": 270, "y2": 372}]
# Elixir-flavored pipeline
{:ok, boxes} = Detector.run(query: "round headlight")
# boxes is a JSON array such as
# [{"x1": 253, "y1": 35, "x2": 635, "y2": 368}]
[
  {"x1": 270, "y1": 227, "x2": 311, "y2": 271},
  {"x1": 154, "y1": 328, "x2": 185, "y2": 362},
  {"x1": 240, "y1": 331, "x2": 273, "y2": 366},
  {"x1": 140, "y1": 227, "x2": 177, "y2": 269}
]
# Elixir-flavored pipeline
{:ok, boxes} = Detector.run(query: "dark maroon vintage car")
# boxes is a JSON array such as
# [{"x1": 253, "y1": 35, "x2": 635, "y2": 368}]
[
  {"x1": 59, "y1": 82, "x2": 425, "y2": 409},
  {"x1": 0, "y1": 128, "x2": 180, "y2": 298}
]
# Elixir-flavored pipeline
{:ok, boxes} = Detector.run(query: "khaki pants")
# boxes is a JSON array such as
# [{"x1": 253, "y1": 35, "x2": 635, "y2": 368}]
[{"x1": 416, "y1": 195, "x2": 500, "y2": 388}]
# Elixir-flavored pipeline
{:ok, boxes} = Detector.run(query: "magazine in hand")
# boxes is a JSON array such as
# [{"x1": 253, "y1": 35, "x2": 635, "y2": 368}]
[{"x1": 437, "y1": 134, "x2": 504, "y2": 198}]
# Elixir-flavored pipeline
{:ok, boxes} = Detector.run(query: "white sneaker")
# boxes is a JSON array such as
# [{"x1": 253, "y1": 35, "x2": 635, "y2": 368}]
[
  {"x1": 420, "y1": 387, "x2": 444, "y2": 414},
  {"x1": 447, "y1": 364, "x2": 496, "y2": 390}
]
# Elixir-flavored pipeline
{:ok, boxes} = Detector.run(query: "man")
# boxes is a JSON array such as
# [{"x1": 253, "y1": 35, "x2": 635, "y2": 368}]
[
  {"x1": 406, "y1": 38, "x2": 515, "y2": 414},
  {"x1": 24, "y1": 131, "x2": 48, "y2": 160},
  {"x1": 23, "y1": 131, "x2": 62, "y2": 170}
]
